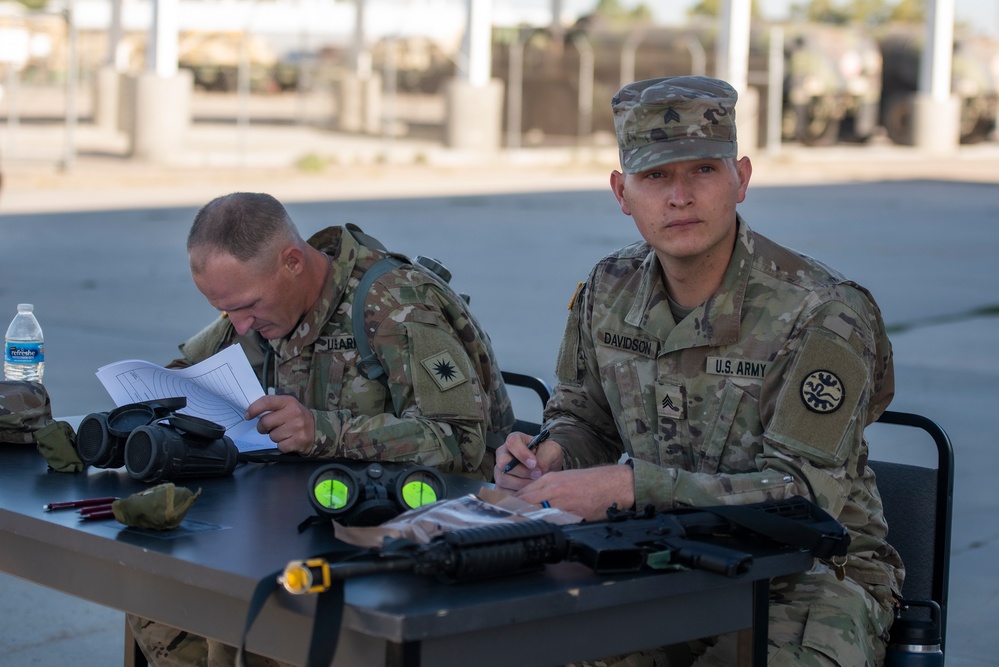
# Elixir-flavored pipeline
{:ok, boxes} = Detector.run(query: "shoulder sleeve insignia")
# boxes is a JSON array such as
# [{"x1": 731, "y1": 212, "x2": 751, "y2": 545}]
[
  {"x1": 800, "y1": 370, "x2": 845, "y2": 413},
  {"x1": 420, "y1": 351, "x2": 468, "y2": 391},
  {"x1": 766, "y1": 326, "x2": 867, "y2": 467}
]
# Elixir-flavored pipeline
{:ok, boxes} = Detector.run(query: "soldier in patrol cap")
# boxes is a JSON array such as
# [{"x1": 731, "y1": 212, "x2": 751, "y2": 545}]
[
  {"x1": 495, "y1": 76, "x2": 901, "y2": 666},
  {"x1": 131, "y1": 192, "x2": 514, "y2": 667}
]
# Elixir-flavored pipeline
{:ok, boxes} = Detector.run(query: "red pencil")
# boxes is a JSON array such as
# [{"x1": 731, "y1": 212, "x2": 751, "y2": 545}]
[
  {"x1": 78, "y1": 504, "x2": 115, "y2": 516},
  {"x1": 44, "y1": 496, "x2": 118, "y2": 511}
]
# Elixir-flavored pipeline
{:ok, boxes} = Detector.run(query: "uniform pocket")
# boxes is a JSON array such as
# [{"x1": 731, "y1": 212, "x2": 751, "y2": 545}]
[
  {"x1": 798, "y1": 601, "x2": 877, "y2": 666},
  {"x1": 697, "y1": 381, "x2": 745, "y2": 474}
]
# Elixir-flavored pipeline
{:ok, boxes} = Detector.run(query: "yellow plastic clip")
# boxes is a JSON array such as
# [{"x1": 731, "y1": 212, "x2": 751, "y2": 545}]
[{"x1": 278, "y1": 558, "x2": 332, "y2": 595}]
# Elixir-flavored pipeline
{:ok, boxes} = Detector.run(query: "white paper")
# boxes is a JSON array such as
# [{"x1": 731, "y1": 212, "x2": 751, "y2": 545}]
[{"x1": 95, "y1": 345, "x2": 275, "y2": 452}]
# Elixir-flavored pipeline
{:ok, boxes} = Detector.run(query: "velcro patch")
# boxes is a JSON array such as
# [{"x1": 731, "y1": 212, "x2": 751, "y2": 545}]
[
  {"x1": 420, "y1": 351, "x2": 468, "y2": 391},
  {"x1": 767, "y1": 328, "x2": 868, "y2": 467},
  {"x1": 706, "y1": 356, "x2": 768, "y2": 379},
  {"x1": 597, "y1": 329, "x2": 657, "y2": 357},
  {"x1": 656, "y1": 383, "x2": 686, "y2": 420},
  {"x1": 407, "y1": 322, "x2": 481, "y2": 421},
  {"x1": 316, "y1": 335, "x2": 356, "y2": 353}
]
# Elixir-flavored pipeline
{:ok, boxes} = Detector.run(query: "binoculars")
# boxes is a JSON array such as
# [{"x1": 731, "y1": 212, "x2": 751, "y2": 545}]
[
  {"x1": 76, "y1": 397, "x2": 238, "y2": 483},
  {"x1": 307, "y1": 460, "x2": 448, "y2": 527}
]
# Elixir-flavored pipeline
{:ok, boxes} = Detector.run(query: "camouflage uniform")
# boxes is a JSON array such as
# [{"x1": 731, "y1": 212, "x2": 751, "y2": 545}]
[
  {"x1": 555, "y1": 77, "x2": 901, "y2": 666},
  {"x1": 131, "y1": 225, "x2": 514, "y2": 667},
  {"x1": 172, "y1": 225, "x2": 513, "y2": 479},
  {"x1": 551, "y1": 220, "x2": 900, "y2": 667}
]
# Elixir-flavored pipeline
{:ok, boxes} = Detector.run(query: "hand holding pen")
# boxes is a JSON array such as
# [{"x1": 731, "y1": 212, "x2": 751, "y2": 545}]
[{"x1": 501, "y1": 428, "x2": 551, "y2": 474}]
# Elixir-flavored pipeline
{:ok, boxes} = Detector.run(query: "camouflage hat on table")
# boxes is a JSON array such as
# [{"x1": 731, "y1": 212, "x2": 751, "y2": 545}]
[
  {"x1": 0, "y1": 380, "x2": 83, "y2": 472},
  {"x1": 0, "y1": 380, "x2": 53, "y2": 444},
  {"x1": 612, "y1": 75, "x2": 739, "y2": 173}
]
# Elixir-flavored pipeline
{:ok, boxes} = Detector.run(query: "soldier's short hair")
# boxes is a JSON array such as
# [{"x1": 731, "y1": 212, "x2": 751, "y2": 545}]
[
  {"x1": 188, "y1": 192, "x2": 301, "y2": 271},
  {"x1": 612, "y1": 75, "x2": 739, "y2": 173}
]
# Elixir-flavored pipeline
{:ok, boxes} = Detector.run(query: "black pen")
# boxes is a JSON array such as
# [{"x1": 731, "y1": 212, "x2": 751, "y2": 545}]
[{"x1": 501, "y1": 428, "x2": 551, "y2": 474}]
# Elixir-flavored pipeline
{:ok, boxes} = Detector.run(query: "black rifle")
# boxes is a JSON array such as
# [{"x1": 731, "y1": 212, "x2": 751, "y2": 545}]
[
  {"x1": 241, "y1": 497, "x2": 849, "y2": 667},
  {"x1": 279, "y1": 495, "x2": 848, "y2": 590}
]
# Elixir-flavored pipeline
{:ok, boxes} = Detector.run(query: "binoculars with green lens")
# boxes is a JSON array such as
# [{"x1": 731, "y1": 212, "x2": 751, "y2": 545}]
[{"x1": 307, "y1": 460, "x2": 448, "y2": 527}]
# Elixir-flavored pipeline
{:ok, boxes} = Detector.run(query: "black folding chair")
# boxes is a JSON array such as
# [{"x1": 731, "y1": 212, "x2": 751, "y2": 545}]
[
  {"x1": 500, "y1": 371, "x2": 551, "y2": 436},
  {"x1": 868, "y1": 410, "x2": 954, "y2": 655}
]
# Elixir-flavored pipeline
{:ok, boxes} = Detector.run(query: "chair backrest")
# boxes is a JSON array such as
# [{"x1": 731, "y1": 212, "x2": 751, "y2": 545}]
[
  {"x1": 868, "y1": 410, "x2": 954, "y2": 650},
  {"x1": 501, "y1": 371, "x2": 551, "y2": 436}
]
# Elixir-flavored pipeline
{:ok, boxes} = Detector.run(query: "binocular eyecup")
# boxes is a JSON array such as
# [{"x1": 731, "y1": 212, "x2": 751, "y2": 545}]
[
  {"x1": 308, "y1": 461, "x2": 448, "y2": 527},
  {"x1": 77, "y1": 398, "x2": 237, "y2": 483}
]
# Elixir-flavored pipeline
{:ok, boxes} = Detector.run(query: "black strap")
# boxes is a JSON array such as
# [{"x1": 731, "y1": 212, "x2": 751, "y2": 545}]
[
  {"x1": 352, "y1": 257, "x2": 404, "y2": 387},
  {"x1": 345, "y1": 222, "x2": 388, "y2": 252},
  {"x1": 238, "y1": 568, "x2": 280, "y2": 667},
  {"x1": 239, "y1": 560, "x2": 346, "y2": 667},
  {"x1": 305, "y1": 580, "x2": 346, "y2": 667}
]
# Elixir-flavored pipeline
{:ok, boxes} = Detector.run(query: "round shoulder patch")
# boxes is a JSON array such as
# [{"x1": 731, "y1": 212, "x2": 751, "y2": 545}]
[{"x1": 800, "y1": 370, "x2": 845, "y2": 414}]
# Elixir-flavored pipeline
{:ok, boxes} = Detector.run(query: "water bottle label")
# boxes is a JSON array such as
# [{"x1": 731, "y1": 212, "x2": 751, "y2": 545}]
[{"x1": 5, "y1": 341, "x2": 44, "y2": 364}]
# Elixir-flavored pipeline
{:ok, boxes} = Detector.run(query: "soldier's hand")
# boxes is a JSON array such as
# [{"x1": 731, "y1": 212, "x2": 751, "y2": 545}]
[
  {"x1": 245, "y1": 394, "x2": 316, "y2": 454},
  {"x1": 514, "y1": 465, "x2": 635, "y2": 522},
  {"x1": 493, "y1": 432, "x2": 563, "y2": 492}
]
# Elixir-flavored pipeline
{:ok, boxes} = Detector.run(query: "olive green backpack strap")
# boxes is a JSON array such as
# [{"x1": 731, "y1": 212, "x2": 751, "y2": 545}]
[
  {"x1": 345, "y1": 223, "x2": 396, "y2": 387},
  {"x1": 346, "y1": 223, "x2": 460, "y2": 388},
  {"x1": 345, "y1": 222, "x2": 388, "y2": 252},
  {"x1": 352, "y1": 257, "x2": 404, "y2": 387}
]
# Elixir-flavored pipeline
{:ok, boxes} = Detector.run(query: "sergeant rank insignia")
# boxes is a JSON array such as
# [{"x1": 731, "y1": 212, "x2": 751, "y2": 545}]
[
  {"x1": 800, "y1": 370, "x2": 844, "y2": 414},
  {"x1": 421, "y1": 352, "x2": 467, "y2": 391}
]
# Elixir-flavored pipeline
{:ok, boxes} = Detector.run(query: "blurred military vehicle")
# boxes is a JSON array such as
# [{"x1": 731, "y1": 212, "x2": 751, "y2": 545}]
[
  {"x1": 780, "y1": 24, "x2": 882, "y2": 145},
  {"x1": 178, "y1": 31, "x2": 278, "y2": 92},
  {"x1": 878, "y1": 27, "x2": 999, "y2": 145},
  {"x1": 490, "y1": 20, "x2": 885, "y2": 148}
]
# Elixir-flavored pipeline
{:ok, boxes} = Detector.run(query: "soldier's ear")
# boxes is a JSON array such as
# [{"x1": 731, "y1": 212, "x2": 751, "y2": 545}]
[
  {"x1": 735, "y1": 157, "x2": 752, "y2": 203},
  {"x1": 280, "y1": 246, "x2": 305, "y2": 275},
  {"x1": 610, "y1": 170, "x2": 632, "y2": 216}
]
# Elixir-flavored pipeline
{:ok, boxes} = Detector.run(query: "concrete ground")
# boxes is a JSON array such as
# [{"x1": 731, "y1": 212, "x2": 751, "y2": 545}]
[{"x1": 2, "y1": 104, "x2": 999, "y2": 666}]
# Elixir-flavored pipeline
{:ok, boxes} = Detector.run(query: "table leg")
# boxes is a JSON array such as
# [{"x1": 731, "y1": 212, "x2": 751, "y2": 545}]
[
  {"x1": 751, "y1": 578, "x2": 770, "y2": 667},
  {"x1": 385, "y1": 640, "x2": 420, "y2": 667},
  {"x1": 124, "y1": 617, "x2": 149, "y2": 667}
]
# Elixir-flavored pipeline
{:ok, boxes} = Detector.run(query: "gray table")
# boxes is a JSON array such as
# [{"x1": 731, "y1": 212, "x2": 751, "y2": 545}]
[{"x1": 0, "y1": 443, "x2": 813, "y2": 667}]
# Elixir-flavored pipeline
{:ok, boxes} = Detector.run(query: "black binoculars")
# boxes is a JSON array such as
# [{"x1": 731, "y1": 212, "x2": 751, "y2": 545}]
[
  {"x1": 77, "y1": 397, "x2": 238, "y2": 483},
  {"x1": 307, "y1": 460, "x2": 448, "y2": 527}
]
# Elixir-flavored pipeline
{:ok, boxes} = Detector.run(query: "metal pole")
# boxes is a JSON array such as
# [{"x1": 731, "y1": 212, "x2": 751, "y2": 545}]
[
  {"x1": 506, "y1": 33, "x2": 524, "y2": 149},
  {"x1": 682, "y1": 34, "x2": 706, "y2": 77},
  {"x1": 572, "y1": 33, "x2": 593, "y2": 146},
  {"x1": 237, "y1": 0, "x2": 260, "y2": 169},
  {"x1": 382, "y1": 35, "x2": 397, "y2": 156},
  {"x1": 237, "y1": 31, "x2": 250, "y2": 168},
  {"x1": 107, "y1": 0, "x2": 123, "y2": 68},
  {"x1": 352, "y1": 0, "x2": 370, "y2": 77},
  {"x1": 920, "y1": 0, "x2": 955, "y2": 101},
  {"x1": 4, "y1": 62, "x2": 19, "y2": 156},
  {"x1": 62, "y1": 1, "x2": 78, "y2": 172},
  {"x1": 717, "y1": 0, "x2": 751, "y2": 93},
  {"x1": 147, "y1": 0, "x2": 179, "y2": 78},
  {"x1": 766, "y1": 26, "x2": 783, "y2": 156},
  {"x1": 464, "y1": 0, "x2": 493, "y2": 87},
  {"x1": 621, "y1": 31, "x2": 644, "y2": 87}
]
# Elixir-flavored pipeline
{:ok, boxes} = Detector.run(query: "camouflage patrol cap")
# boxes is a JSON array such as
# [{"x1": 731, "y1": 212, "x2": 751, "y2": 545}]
[
  {"x1": 0, "y1": 380, "x2": 53, "y2": 444},
  {"x1": 612, "y1": 75, "x2": 738, "y2": 173}
]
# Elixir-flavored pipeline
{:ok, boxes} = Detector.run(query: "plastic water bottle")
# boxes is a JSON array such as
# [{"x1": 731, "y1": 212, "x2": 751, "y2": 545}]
[{"x1": 4, "y1": 304, "x2": 45, "y2": 382}]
